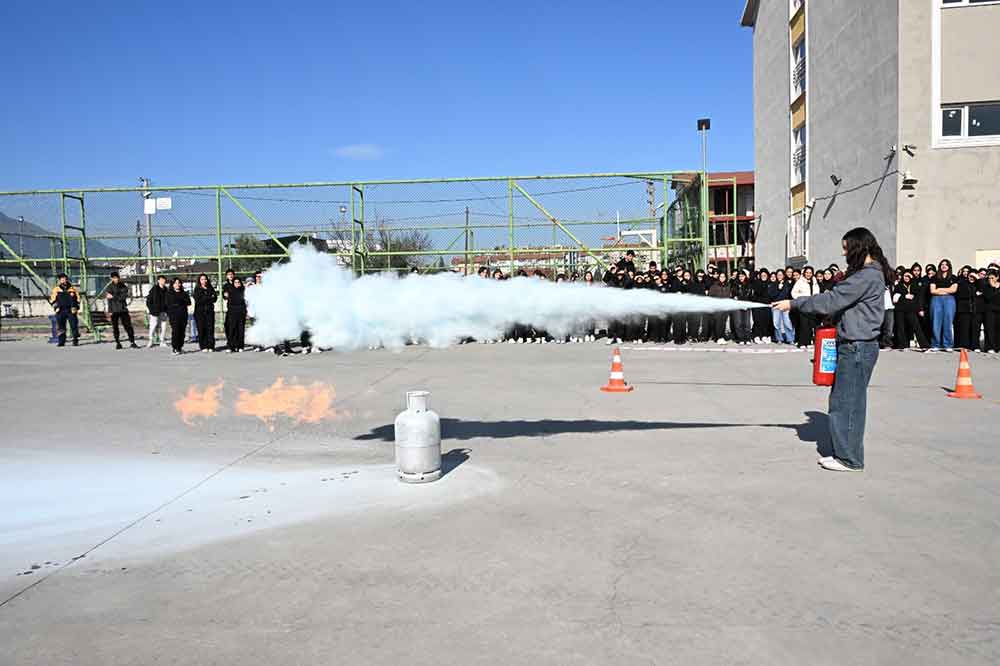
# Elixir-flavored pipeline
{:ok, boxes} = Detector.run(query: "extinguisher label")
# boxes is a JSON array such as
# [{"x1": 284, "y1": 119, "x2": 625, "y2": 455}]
[{"x1": 820, "y1": 338, "x2": 838, "y2": 373}]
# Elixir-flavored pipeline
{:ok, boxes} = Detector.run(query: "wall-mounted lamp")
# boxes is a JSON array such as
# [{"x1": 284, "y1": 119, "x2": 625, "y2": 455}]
[{"x1": 900, "y1": 171, "x2": 918, "y2": 191}]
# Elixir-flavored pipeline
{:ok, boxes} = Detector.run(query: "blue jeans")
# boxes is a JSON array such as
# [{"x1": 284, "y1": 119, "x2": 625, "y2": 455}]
[
  {"x1": 930, "y1": 295, "x2": 955, "y2": 349},
  {"x1": 772, "y1": 309, "x2": 794, "y2": 344},
  {"x1": 828, "y1": 341, "x2": 879, "y2": 469}
]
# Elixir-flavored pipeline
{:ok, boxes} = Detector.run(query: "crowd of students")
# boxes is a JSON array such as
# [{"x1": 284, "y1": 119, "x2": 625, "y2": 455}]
[
  {"x1": 468, "y1": 250, "x2": 1000, "y2": 353},
  {"x1": 46, "y1": 253, "x2": 1000, "y2": 354}
]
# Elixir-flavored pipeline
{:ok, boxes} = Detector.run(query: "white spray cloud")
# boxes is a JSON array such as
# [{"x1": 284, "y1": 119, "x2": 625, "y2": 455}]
[{"x1": 246, "y1": 245, "x2": 755, "y2": 350}]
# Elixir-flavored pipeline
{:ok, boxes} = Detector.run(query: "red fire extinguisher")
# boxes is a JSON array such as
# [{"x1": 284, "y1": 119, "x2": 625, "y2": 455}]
[{"x1": 812, "y1": 327, "x2": 838, "y2": 386}]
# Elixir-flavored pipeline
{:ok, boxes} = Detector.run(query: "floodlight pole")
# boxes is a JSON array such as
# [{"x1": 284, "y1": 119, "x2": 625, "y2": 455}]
[{"x1": 697, "y1": 118, "x2": 711, "y2": 270}]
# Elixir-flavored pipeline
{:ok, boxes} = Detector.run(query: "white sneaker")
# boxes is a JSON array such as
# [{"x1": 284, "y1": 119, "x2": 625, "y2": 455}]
[
  {"x1": 817, "y1": 456, "x2": 833, "y2": 465},
  {"x1": 605, "y1": 338, "x2": 613, "y2": 345},
  {"x1": 637, "y1": 339, "x2": 643, "y2": 345},
  {"x1": 819, "y1": 458, "x2": 862, "y2": 472},
  {"x1": 224, "y1": 349, "x2": 232, "y2": 353},
  {"x1": 717, "y1": 339, "x2": 727, "y2": 345}
]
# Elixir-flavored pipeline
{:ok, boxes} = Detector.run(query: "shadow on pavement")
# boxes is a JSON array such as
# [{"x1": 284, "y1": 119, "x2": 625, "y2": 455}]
[
  {"x1": 355, "y1": 418, "x2": 765, "y2": 442},
  {"x1": 775, "y1": 410, "x2": 830, "y2": 458},
  {"x1": 441, "y1": 448, "x2": 470, "y2": 477}
]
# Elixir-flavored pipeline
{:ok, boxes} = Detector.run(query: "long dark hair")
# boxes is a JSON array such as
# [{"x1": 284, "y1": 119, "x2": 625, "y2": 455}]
[{"x1": 842, "y1": 227, "x2": 892, "y2": 283}]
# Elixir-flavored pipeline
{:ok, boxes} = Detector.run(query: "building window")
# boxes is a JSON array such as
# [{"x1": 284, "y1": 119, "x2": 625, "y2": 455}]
[
  {"x1": 970, "y1": 103, "x2": 1000, "y2": 136},
  {"x1": 792, "y1": 126, "x2": 806, "y2": 186},
  {"x1": 787, "y1": 211, "x2": 806, "y2": 260},
  {"x1": 941, "y1": 102, "x2": 1000, "y2": 140},
  {"x1": 942, "y1": 107, "x2": 963, "y2": 136},
  {"x1": 792, "y1": 41, "x2": 806, "y2": 98}
]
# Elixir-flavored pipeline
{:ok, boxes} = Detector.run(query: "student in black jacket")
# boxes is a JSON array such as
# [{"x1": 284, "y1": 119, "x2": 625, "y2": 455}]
[
  {"x1": 224, "y1": 277, "x2": 247, "y2": 352},
  {"x1": 983, "y1": 270, "x2": 1000, "y2": 353},
  {"x1": 751, "y1": 269, "x2": 772, "y2": 342},
  {"x1": 731, "y1": 270, "x2": 754, "y2": 344},
  {"x1": 768, "y1": 273, "x2": 794, "y2": 344},
  {"x1": 892, "y1": 271, "x2": 929, "y2": 349},
  {"x1": 145, "y1": 275, "x2": 169, "y2": 348},
  {"x1": 671, "y1": 270, "x2": 692, "y2": 344},
  {"x1": 221, "y1": 269, "x2": 236, "y2": 303},
  {"x1": 192, "y1": 274, "x2": 218, "y2": 352},
  {"x1": 104, "y1": 271, "x2": 138, "y2": 349},
  {"x1": 686, "y1": 271, "x2": 708, "y2": 342},
  {"x1": 165, "y1": 278, "x2": 192, "y2": 355},
  {"x1": 49, "y1": 273, "x2": 80, "y2": 347}
]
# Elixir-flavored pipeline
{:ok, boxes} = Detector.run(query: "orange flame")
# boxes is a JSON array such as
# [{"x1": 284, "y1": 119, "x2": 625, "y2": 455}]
[
  {"x1": 234, "y1": 378, "x2": 342, "y2": 430},
  {"x1": 174, "y1": 381, "x2": 225, "y2": 425}
]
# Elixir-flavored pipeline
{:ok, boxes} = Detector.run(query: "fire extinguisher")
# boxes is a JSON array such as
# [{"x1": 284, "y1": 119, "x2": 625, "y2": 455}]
[{"x1": 812, "y1": 327, "x2": 838, "y2": 386}]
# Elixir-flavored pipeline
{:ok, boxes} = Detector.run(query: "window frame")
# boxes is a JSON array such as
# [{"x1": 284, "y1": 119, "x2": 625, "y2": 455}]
[
  {"x1": 938, "y1": 102, "x2": 1000, "y2": 147},
  {"x1": 941, "y1": 1, "x2": 1000, "y2": 7},
  {"x1": 932, "y1": 0, "x2": 1000, "y2": 148}
]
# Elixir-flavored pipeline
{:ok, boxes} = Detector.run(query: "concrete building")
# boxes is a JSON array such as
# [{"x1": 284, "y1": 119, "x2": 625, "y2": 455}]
[
  {"x1": 706, "y1": 171, "x2": 756, "y2": 273},
  {"x1": 742, "y1": 0, "x2": 1000, "y2": 270}
]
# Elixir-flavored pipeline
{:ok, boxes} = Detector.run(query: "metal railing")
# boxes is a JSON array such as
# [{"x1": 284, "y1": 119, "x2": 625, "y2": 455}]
[{"x1": 0, "y1": 171, "x2": 711, "y2": 326}]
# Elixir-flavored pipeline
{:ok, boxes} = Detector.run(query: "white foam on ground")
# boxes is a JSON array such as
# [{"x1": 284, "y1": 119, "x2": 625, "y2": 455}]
[{"x1": 1, "y1": 447, "x2": 499, "y2": 590}]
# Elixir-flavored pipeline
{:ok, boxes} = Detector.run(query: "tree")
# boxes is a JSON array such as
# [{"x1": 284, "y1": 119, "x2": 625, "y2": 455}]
[
  {"x1": 367, "y1": 227, "x2": 432, "y2": 272},
  {"x1": 228, "y1": 234, "x2": 275, "y2": 275}
]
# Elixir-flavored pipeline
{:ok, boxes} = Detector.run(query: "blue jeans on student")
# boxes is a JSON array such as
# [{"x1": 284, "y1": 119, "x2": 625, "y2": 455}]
[
  {"x1": 930, "y1": 295, "x2": 956, "y2": 349},
  {"x1": 828, "y1": 340, "x2": 879, "y2": 470},
  {"x1": 772, "y1": 309, "x2": 794, "y2": 344}
]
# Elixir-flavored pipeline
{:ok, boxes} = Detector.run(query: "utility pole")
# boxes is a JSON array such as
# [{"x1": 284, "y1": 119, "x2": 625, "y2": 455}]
[
  {"x1": 464, "y1": 206, "x2": 470, "y2": 275},
  {"x1": 140, "y1": 177, "x2": 154, "y2": 284},
  {"x1": 17, "y1": 216, "x2": 25, "y2": 314}
]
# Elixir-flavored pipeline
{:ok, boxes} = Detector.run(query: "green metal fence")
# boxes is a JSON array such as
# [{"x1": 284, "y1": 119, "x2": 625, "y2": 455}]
[{"x1": 0, "y1": 172, "x2": 709, "y2": 327}]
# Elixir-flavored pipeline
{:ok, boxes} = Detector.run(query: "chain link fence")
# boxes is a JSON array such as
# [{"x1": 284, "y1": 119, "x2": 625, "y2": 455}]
[{"x1": 0, "y1": 173, "x2": 707, "y2": 322}]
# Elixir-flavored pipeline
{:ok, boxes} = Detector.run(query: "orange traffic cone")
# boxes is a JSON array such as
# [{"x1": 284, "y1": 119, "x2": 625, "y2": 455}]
[
  {"x1": 600, "y1": 347, "x2": 634, "y2": 393},
  {"x1": 947, "y1": 349, "x2": 982, "y2": 400}
]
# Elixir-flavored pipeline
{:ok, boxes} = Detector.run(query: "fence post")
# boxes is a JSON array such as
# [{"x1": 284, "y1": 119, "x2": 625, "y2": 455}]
[
  {"x1": 216, "y1": 187, "x2": 223, "y2": 313},
  {"x1": 508, "y1": 179, "x2": 514, "y2": 275},
  {"x1": 661, "y1": 176, "x2": 669, "y2": 268}
]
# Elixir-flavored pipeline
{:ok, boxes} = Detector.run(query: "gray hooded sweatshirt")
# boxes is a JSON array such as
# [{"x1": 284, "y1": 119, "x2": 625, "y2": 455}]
[{"x1": 793, "y1": 263, "x2": 886, "y2": 341}]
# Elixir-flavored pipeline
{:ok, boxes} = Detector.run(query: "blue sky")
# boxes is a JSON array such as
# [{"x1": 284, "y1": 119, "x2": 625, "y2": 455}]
[{"x1": 2, "y1": 1, "x2": 752, "y2": 191}]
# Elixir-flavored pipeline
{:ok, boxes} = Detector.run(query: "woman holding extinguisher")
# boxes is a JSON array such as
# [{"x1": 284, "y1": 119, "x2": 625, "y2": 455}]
[{"x1": 772, "y1": 227, "x2": 891, "y2": 472}]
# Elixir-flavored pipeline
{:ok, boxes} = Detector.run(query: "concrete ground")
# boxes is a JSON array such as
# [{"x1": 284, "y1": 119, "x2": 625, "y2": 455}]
[{"x1": 0, "y1": 338, "x2": 997, "y2": 665}]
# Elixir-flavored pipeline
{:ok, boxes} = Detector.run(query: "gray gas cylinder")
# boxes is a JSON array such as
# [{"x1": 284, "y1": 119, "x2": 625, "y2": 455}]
[{"x1": 393, "y1": 390, "x2": 442, "y2": 483}]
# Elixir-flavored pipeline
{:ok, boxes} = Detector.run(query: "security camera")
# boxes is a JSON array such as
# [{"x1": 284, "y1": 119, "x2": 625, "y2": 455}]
[
  {"x1": 830, "y1": 174, "x2": 842, "y2": 187},
  {"x1": 903, "y1": 144, "x2": 917, "y2": 157}
]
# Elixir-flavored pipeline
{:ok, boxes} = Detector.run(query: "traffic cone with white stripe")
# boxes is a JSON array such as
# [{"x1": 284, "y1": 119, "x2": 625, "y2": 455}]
[
  {"x1": 947, "y1": 349, "x2": 982, "y2": 400},
  {"x1": 600, "y1": 347, "x2": 634, "y2": 393}
]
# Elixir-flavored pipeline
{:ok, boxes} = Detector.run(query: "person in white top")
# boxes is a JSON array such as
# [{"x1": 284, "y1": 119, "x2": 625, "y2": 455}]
[
  {"x1": 881, "y1": 280, "x2": 895, "y2": 348},
  {"x1": 791, "y1": 266, "x2": 821, "y2": 347}
]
